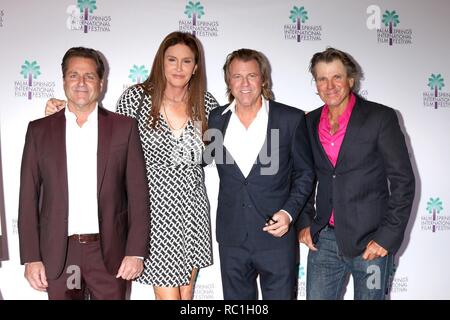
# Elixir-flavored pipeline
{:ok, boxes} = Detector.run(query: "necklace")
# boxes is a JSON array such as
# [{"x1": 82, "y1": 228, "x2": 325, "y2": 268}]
[{"x1": 162, "y1": 103, "x2": 189, "y2": 132}]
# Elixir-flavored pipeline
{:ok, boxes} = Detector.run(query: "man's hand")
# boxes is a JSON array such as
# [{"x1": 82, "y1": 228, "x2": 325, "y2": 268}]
[
  {"x1": 362, "y1": 240, "x2": 388, "y2": 260},
  {"x1": 298, "y1": 227, "x2": 317, "y2": 251},
  {"x1": 45, "y1": 98, "x2": 66, "y2": 116},
  {"x1": 262, "y1": 210, "x2": 290, "y2": 237},
  {"x1": 24, "y1": 261, "x2": 48, "y2": 291},
  {"x1": 116, "y1": 256, "x2": 144, "y2": 280}
]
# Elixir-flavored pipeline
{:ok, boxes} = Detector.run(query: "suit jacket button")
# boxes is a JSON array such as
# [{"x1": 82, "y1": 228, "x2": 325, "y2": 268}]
[
  {"x1": 332, "y1": 174, "x2": 336, "y2": 178},
  {"x1": 244, "y1": 181, "x2": 248, "y2": 185}
]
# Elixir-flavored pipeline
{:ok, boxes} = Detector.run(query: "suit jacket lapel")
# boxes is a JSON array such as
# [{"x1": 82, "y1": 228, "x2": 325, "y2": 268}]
[
  {"x1": 220, "y1": 109, "x2": 232, "y2": 138},
  {"x1": 218, "y1": 108, "x2": 247, "y2": 180},
  {"x1": 51, "y1": 111, "x2": 69, "y2": 206},
  {"x1": 247, "y1": 100, "x2": 273, "y2": 178},
  {"x1": 335, "y1": 98, "x2": 365, "y2": 169},
  {"x1": 311, "y1": 107, "x2": 335, "y2": 170},
  {"x1": 97, "y1": 107, "x2": 112, "y2": 196}
]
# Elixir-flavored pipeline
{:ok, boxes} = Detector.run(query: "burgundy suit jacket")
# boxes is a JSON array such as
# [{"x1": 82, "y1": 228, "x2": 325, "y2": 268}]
[{"x1": 18, "y1": 106, "x2": 150, "y2": 279}]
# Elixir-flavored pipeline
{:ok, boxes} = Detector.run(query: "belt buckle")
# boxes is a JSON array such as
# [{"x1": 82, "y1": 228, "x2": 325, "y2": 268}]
[{"x1": 77, "y1": 234, "x2": 88, "y2": 244}]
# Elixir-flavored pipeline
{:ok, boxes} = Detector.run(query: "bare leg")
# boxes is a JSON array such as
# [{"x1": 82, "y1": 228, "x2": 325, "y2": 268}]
[
  {"x1": 153, "y1": 268, "x2": 198, "y2": 300},
  {"x1": 153, "y1": 286, "x2": 181, "y2": 300},
  {"x1": 180, "y1": 268, "x2": 198, "y2": 300}
]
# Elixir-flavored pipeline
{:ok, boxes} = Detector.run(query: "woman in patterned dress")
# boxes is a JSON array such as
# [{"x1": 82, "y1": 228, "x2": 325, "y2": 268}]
[{"x1": 44, "y1": 32, "x2": 219, "y2": 300}]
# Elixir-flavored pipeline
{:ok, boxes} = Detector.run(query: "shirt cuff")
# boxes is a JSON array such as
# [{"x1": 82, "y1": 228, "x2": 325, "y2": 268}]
[{"x1": 280, "y1": 209, "x2": 293, "y2": 223}]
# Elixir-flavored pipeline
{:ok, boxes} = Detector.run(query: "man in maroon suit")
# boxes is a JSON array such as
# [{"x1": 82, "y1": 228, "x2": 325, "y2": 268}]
[{"x1": 18, "y1": 47, "x2": 150, "y2": 299}]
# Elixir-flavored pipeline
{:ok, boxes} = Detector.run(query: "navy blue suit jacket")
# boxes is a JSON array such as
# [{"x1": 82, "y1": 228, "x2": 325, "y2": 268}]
[
  {"x1": 206, "y1": 100, "x2": 315, "y2": 250},
  {"x1": 296, "y1": 95, "x2": 415, "y2": 257}
]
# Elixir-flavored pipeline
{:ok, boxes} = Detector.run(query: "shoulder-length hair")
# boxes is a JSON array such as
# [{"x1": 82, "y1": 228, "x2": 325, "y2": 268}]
[
  {"x1": 140, "y1": 31, "x2": 207, "y2": 132},
  {"x1": 222, "y1": 48, "x2": 274, "y2": 102}
]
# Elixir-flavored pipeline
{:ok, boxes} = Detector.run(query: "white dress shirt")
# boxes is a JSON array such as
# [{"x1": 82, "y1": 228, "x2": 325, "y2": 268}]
[
  {"x1": 222, "y1": 97, "x2": 269, "y2": 178},
  {"x1": 65, "y1": 105, "x2": 99, "y2": 235}
]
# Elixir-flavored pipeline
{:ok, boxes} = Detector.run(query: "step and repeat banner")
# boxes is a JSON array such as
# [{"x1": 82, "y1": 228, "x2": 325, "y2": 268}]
[{"x1": 0, "y1": 0, "x2": 449, "y2": 299}]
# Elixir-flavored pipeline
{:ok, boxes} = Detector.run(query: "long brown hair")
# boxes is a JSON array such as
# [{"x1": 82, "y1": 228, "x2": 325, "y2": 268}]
[{"x1": 141, "y1": 31, "x2": 207, "y2": 132}]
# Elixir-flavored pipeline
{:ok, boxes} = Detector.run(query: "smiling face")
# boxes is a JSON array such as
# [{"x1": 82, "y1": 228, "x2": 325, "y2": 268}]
[
  {"x1": 63, "y1": 56, "x2": 103, "y2": 112},
  {"x1": 163, "y1": 43, "x2": 197, "y2": 90},
  {"x1": 227, "y1": 58, "x2": 263, "y2": 109},
  {"x1": 314, "y1": 59, "x2": 355, "y2": 110}
]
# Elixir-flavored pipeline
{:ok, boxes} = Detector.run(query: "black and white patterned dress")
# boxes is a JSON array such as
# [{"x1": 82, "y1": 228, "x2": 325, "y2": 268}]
[{"x1": 116, "y1": 85, "x2": 218, "y2": 287}]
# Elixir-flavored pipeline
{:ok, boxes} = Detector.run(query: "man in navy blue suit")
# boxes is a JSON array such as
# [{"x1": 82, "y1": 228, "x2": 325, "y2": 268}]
[
  {"x1": 297, "y1": 47, "x2": 415, "y2": 300},
  {"x1": 205, "y1": 49, "x2": 315, "y2": 299}
]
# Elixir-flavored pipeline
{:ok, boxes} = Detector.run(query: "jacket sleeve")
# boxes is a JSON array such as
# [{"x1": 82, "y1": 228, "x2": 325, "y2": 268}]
[
  {"x1": 295, "y1": 179, "x2": 317, "y2": 231},
  {"x1": 282, "y1": 112, "x2": 316, "y2": 222},
  {"x1": 373, "y1": 109, "x2": 415, "y2": 252},
  {"x1": 18, "y1": 123, "x2": 42, "y2": 264},
  {"x1": 124, "y1": 119, "x2": 150, "y2": 257}
]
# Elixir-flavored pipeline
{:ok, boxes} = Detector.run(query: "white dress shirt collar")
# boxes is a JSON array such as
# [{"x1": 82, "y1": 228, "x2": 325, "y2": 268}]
[
  {"x1": 222, "y1": 96, "x2": 269, "y2": 178},
  {"x1": 221, "y1": 96, "x2": 269, "y2": 116},
  {"x1": 65, "y1": 103, "x2": 99, "y2": 125}
]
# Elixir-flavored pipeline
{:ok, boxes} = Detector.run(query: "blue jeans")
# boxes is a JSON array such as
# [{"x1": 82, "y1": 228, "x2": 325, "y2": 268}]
[{"x1": 306, "y1": 226, "x2": 394, "y2": 300}]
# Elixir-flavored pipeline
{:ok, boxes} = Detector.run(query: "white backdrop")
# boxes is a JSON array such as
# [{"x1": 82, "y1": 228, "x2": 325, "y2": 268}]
[{"x1": 0, "y1": 0, "x2": 449, "y2": 300}]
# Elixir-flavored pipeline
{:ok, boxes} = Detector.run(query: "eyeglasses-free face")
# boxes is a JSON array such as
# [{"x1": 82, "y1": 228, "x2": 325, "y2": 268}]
[
  {"x1": 63, "y1": 57, "x2": 103, "y2": 111},
  {"x1": 314, "y1": 59, "x2": 354, "y2": 110}
]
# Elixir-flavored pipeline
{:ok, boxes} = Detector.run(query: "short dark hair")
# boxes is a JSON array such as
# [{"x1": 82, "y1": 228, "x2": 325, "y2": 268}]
[
  {"x1": 309, "y1": 47, "x2": 362, "y2": 92},
  {"x1": 223, "y1": 48, "x2": 274, "y2": 102},
  {"x1": 61, "y1": 47, "x2": 105, "y2": 79}
]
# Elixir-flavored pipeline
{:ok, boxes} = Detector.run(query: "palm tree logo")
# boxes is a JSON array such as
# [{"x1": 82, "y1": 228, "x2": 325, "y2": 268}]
[
  {"x1": 20, "y1": 60, "x2": 41, "y2": 100},
  {"x1": 298, "y1": 265, "x2": 305, "y2": 280},
  {"x1": 426, "y1": 197, "x2": 443, "y2": 233},
  {"x1": 77, "y1": 0, "x2": 97, "y2": 33},
  {"x1": 297, "y1": 263, "x2": 305, "y2": 280},
  {"x1": 428, "y1": 74, "x2": 445, "y2": 109},
  {"x1": 289, "y1": 6, "x2": 308, "y2": 43},
  {"x1": 129, "y1": 65, "x2": 149, "y2": 84},
  {"x1": 184, "y1": 1, "x2": 204, "y2": 37},
  {"x1": 382, "y1": 10, "x2": 400, "y2": 46}
]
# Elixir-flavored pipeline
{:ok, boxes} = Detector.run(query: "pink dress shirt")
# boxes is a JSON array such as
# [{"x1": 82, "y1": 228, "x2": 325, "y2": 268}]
[{"x1": 317, "y1": 93, "x2": 356, "y2": 226}]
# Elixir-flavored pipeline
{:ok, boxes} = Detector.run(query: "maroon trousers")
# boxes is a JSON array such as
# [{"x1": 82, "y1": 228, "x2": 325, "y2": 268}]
[{"x1": 46, "y1": 237, "x2": 127, "y2": 300}]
